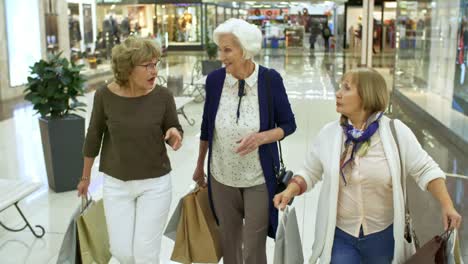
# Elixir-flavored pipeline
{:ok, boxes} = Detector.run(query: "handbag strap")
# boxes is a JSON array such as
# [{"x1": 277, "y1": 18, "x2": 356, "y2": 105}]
[
  {"x1": 390, "y1": 119, "x2": 420, "y2": 248},
  {"x1": 264, "y1": 69, "x2": 285, "y2": 172},
  {"x1": 389, "y1": 120, "x2": 410, "y2": 219}
]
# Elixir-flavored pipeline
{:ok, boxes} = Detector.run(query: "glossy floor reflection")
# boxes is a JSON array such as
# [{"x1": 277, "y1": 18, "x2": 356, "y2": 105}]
[
  {"x1": 0, "y1": 50, "x2": 466, "y2": 263},
  {"x1": 0, "y1": 51, "x2": 337, "y2": 264}
]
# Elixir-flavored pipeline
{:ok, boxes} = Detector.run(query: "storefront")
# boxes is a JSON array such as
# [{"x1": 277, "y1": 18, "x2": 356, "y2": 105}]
[
  {"x1": 344, "y1": 0, "x2": 397, "y2": 51},
  {"x1": 155, "y1": 2, "x2": 203, "y2": 48},
  {"x1": 95, "y1": 0, "x2": 157, "y2": 56},
  {"x1": 247, "y1": 7, "x2": 290, "y2": 48},
  {"x1": 67, "y1": 0, "x2": 97, "y2": 57},
  {"x1": 393, "y1": 0, "x2": 468, "y2": 146}
]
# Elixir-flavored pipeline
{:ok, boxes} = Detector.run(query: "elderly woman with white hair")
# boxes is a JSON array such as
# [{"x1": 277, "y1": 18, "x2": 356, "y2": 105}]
[{"x1": 192, "y1": 18, "x2": 297, "y2": 264}]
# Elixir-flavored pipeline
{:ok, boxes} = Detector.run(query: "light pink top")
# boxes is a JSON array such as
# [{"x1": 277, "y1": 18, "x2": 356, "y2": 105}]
[{"x1": 336, "y1": 131, "x2": 394, "y2": 237}]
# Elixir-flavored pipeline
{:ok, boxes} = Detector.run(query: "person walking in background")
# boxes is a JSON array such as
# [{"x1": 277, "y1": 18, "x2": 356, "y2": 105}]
[{"x1": 322, "y1": 23, "x2": 332, "y2": 52}]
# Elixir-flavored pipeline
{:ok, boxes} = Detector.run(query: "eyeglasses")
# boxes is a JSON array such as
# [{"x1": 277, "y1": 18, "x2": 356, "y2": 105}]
[
  {"x1": 137, "y1": 60, "x2": 161, "y2": 72},
  {"x1": 339, "y1": 82, "x2": 351, "y2": 90}
]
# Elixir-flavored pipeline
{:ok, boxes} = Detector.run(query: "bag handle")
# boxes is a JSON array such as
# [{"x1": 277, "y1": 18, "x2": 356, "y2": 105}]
[
  {"x1": 264, "y1": 69, "x2": 285, "y2": 174},
  {"x1": 81, "y1": 193, "x2": 93, "y2": 213},
  {"x1": 390, "y1": 119, "x2": 420, "y2": 248}
]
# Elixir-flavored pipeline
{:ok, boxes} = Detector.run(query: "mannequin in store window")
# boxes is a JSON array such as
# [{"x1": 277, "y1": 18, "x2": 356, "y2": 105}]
[
  {"x1": 103, "y1": 13, "x2": 120, "y2": 58},
  {"x1": 120, "y1": 16, "x2": 131, "y2": 39},
  {"x1": 177, "y1": 10, "x2": 193, "y2": 42},
  {"x1": 103, "y1": 13, "x2": 120, "y2": 44},
  {"x1": 69, "y1": 13, "x2": 82, "y2": 48}
]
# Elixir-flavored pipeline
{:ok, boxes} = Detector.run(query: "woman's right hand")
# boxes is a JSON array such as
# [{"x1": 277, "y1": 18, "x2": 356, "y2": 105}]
[
  {"x1": 193, "y1": 166, "x2": 207, "y2": 187},
  {"x1": 77, "y1": 179, "x2": 90, "y2": 197},
  {"x1": 273, "y1": 184, "x2": 300, "y2": 210}
]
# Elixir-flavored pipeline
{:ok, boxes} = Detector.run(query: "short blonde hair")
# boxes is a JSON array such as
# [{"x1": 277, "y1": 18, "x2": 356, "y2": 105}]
[
  {"x1": 342, "y1": 68, "x2": 389, "y2": 113},
  {"x1": 213, "y1": 18, "x2": 262, "y2": 60},
  {"x1": 111, "y1": 37, "x2": 161, "y2": 86}
]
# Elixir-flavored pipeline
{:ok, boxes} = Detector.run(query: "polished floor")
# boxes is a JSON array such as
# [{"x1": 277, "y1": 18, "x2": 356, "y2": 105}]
[{"x1": 0, "y1": 50, "x2": 466, "y2": 263}]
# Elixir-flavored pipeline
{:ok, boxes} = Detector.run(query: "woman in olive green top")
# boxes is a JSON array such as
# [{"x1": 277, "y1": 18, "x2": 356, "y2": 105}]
[{"x1": 77, "y1": 37, "x2": 183, "y2": 264}]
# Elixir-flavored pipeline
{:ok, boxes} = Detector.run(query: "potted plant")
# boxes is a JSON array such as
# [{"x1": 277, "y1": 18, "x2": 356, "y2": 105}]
[
  {"x1": 202, "y1": 37, "x2": 222, "y2": 76},
  {"x1": 24, "y1": 53, "x2": 87, "y2": 192}
]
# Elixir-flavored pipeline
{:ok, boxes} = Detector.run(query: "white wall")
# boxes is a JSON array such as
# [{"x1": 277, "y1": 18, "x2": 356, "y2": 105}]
[
  {"x1": 0, "y1": 0, "x2": 8, "y2": 100},
  {"x1": 0, "y1": 0, "x2": 47, "y2": 101},
  {"x1": 0, "y1": 0, "x2": 90, "y2": 101}
]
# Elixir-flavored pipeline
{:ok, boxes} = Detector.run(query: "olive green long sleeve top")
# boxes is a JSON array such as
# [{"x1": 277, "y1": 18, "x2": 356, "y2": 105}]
[{"x1": 83, "y1": 85, "x2": 183, "y2": 181}]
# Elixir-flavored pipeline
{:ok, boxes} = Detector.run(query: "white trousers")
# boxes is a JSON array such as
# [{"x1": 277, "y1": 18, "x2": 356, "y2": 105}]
[{"x1": 103, "y1": 173, "x2": 172, "y2": 264}]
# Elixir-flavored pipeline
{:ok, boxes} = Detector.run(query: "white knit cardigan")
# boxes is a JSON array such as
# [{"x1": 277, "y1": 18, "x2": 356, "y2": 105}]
[{"x1": 297, "y1": 116, "x2": 445, "y2": 264}]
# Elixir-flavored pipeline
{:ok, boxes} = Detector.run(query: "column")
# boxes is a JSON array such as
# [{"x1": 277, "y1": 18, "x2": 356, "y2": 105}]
[{"x1": 361, "y1": 0, "x2": 374, "y2": 67}]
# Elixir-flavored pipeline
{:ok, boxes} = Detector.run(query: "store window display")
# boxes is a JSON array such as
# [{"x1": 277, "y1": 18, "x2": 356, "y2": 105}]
[
  {"x1": 454, "y1": 1, "x2": 468, "y2": 116},
  {"x1": 83, "y1": 4, "x2": 93, "y2": 45},
  {"x1": 156, "y1": 4, "x2": 201, "y2": 46},
  {"x1": 217, "y1": 6, "x2": 225, "y2": 25},
  {"x1": 247, "y1": 8, "x2": 290, "y2": 49},
  {"x1": 96, "y1": 4, "x2": 157, "y2": 57},
  {"x1": 206, "y1": 5, "x2": 216, "y2": 40},
  {"x1": 394, "y1": 0, "x2": 464, "y2": 126},
  {"x1": 68, "y1": 4, "x2": 82, "y2": 53}
]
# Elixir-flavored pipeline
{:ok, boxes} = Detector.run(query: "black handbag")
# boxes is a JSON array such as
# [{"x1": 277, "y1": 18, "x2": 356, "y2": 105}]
[{"x1": 265, "y1": 69, "x2": 294, "y2": 204}]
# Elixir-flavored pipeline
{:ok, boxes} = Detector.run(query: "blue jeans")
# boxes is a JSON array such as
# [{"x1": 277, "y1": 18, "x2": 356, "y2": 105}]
[{"x1": 331, "y1": 224, "x2": 394, "y2": 264}]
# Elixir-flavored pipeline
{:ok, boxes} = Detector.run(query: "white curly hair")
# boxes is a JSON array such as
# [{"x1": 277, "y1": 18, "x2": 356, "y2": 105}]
[{"x1": 213, "y1": 18, "x2": 262, "y2": 60}]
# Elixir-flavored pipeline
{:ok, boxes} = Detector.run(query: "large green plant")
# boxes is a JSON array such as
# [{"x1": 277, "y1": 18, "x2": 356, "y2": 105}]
[
  {"x1": 24, "y1": 53, "x2": 87, "y2": 118},
  {"x1": 205, "y1": 37, "x2": 218, "y2": 60}
]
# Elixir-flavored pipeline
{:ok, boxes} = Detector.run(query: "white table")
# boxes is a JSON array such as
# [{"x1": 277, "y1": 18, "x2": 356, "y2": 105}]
[
  {"x1": 194, "y1": 75, "x2": 207, "y2": 85},
  {"x1": 0, "y1": 179, "x2": 45, "y2": 238},
  {"x1": 175, "y1": 96, "x2": 195, "y2": 126}
]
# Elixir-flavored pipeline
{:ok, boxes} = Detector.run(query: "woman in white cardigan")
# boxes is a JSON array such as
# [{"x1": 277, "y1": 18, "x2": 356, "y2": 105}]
[{"x1": 274, "y1": 68, "x2": 462, "y2": 264}]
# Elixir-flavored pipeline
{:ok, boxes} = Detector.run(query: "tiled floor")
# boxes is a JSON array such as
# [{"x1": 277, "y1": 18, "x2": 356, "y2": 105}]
[
  {"x1": 0, "y1": 51, "x2": 338, "y2": 263},
  {"x1": 0, "y1": 50, "x2": 466, "y2": 263}
]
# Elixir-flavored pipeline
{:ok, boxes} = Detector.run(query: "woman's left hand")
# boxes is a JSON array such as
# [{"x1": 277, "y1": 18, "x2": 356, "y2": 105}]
[
  {"x1": 165, "y1": 127, "x2": 182, "y2": 151},
  {"x1": 235, "y1": 132, "x2": 264, "y2": 156},
  {"x1": 442, "y1": 205, "x2": 462, "y2": 230}
]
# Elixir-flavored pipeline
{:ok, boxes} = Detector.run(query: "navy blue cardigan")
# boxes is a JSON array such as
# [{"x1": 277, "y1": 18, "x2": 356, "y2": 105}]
[{"x1": 200, "y1": 65, "x2": 297, "y2": 238}]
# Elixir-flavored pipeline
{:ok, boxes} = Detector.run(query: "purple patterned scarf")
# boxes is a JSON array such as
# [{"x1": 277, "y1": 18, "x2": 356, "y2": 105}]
[{"x1": 340, "y1": 112, "x2": 383, "y2": 185}]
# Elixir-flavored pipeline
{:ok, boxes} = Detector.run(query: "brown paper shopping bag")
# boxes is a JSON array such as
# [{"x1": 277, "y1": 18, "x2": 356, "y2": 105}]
[
  {"x1": 171, "y1": 187, "x2": 222, "y2": 263},
  {"x1": 76, "y1": 199, "x2": 111, "y2": 264}
]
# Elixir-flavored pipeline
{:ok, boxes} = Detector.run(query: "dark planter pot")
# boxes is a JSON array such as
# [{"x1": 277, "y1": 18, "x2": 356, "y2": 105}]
[
  {"x1": 39, "y1": 114, "x2": 85, "y2": 192},
  {"x1": 201, "y1": 60, "x2": 222, "y2": 76}
]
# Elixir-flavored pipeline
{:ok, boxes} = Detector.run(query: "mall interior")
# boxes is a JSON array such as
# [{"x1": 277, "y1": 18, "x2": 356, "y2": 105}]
[{"x1": 0, "y1": 0, "x2": 467, "y2": 263}]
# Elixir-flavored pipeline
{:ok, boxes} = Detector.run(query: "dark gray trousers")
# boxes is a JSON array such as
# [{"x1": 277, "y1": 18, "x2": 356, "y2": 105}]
[{"x1": 211, "y1": 176, "x2": 269, "y2": 264}]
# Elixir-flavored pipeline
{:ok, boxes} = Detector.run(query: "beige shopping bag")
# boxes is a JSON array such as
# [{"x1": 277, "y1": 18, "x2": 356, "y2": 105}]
[
  {"x1": 76, "y1": 199, "x2": 111, "y2": 264},
  {"x1": 170, "y1": 187, "x2": 222, "y2": 263}
]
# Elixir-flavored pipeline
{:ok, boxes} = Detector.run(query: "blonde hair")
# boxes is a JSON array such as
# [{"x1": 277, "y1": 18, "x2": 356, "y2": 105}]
[
  {"x1": 111, "y1": 37, "x2": 161, "y2": 87},
  {"x1": 342, "y1": 68, "x2": 389, "y2": 113}
]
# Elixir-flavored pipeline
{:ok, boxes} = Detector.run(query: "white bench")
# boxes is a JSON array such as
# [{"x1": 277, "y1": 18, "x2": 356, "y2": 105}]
[
  {"x1": 0, "y1": 179, "x2": 45, "y2": 238},
  {"x1": 175, "y1": 96, "x2": 195, "y2": 126}
]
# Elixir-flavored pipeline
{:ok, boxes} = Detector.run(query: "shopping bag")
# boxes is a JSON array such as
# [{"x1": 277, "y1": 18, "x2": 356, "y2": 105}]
[
  {"x1": 170, "y1": 186, "x2": 222, "y2": 263},
  {"x1": 56, "y1": 207, "x2": 81, "y2": 264},
  {"x1": 405, "y1": 228, "x2": 453, "y2": 264},
  {"x1": 447, "y1": 229, "x2": 464, "y2": 264},
  {"x1": 56, "y1": 197, "x2": 93, "y2": 264},
  {"x1": 77, "y1": 199, "x2": 111, "y2": 264},
  {"x1": 273, "y1": 206, "x2": 304, "y2": 264},
  {"x1": 164, "y1": 195, "x2": 183, "y2": 241},
  {"x1": 164, "y1": 185, "x2": 197, "y2": 242}
]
